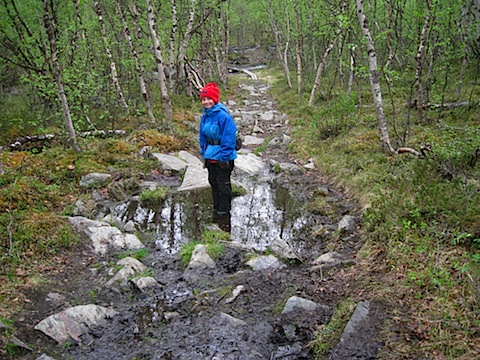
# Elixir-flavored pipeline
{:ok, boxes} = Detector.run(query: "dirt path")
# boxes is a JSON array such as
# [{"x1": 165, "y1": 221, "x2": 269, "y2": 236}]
[{"x1": 9, "y1": 76, "x2": 385, "y2": 360}]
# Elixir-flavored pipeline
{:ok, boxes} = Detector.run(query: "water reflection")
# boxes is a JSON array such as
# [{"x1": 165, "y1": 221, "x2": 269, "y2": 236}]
[{"x1": 110, "y1": 176, "x2": 318, "y2": 255}]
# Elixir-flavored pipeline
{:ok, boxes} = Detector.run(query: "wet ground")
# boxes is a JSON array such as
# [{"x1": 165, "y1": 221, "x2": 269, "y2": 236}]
[{"x1": 9, "y1": 72, "x2": 384, "y2": 359}]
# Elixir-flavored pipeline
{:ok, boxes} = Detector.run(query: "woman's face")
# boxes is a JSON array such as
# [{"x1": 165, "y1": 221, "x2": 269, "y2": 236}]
[{"x1": 201, "y1": 97, "x2": 215, "y2": 109}]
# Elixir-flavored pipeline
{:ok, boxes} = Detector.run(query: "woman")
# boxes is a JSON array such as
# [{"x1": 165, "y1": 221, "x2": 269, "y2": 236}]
[{"x1": 199, "y1": 82, "x2": 237, "y2": 232}]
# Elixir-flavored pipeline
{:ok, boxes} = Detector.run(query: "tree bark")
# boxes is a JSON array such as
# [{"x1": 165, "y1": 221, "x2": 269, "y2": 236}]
[
  {"x1": 147, "y1": 0, "x2": 173, "y2": 129},
  {"x1": 356, "y1": 0, "x2": 394, "y2": 154},
  {"x1": 415, "y1": 0, "x2": 432, "y2": 123},
  {"x1": 94, "y1": 0, "x2": 129, "y2": 114},
  {"x1": 309, "y1": 0, "x2": 348, "y2": 106},
  {"x1": 176, "y1": 0, "x2": 196, "y2": 92},
  {"x1": 294, "y1": 0, "x2": 302, "y2": 95},
  {"x1": 42, "y1": 0, "x2": 81, "y2": 153},
  {"x1": 267, "y1": 0, "x2": 292, "y2": 88},
  {"x1": 118, "y1": 0, "x2": 155, "y2": 123}
]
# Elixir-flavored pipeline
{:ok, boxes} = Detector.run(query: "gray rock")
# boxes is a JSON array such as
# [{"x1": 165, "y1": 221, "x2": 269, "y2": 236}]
[
  {"x1": 267, "y1": 137, "x2": 282, "y2": 147},
  {"x1": 151, "y1": 153, "x2": 187, "y2": 172},
  {"x1": 270, "y1": 238, "x2": 300, "y2": 261},
  {"x1": 178, "y1": 162, "x2": 209, "y2": 191},
  {"x1": 178, "y1": 150, "x2": 203, "y2": 166},
  {"x1": 329, "y1": 301, "x2": 384, "y2": 360},
  {"x1": 260, "y1": 110, "x2": 275, "y2": 121},
  {"x1": 68, "y1": 216, "x2": 144, "y2": 255},
  {"x1": 243, "y1": 135, "x2": 265, "y2": 146},
  {"x1": 34, "y1": 304, "x2": 117, "y2": 344},
  {"x1": 282, "y1": 296, "x2": 330, "y2": 314},
  {"x1": 246, "y1": 255, "x2": 286, "y2": 271},
  {"x1": 234, "y1": 153, "x2": 266, "y2": 176},
  {"x1": 37, "y1": 354, "x2": 56, "y2": 360},
  {"x1": 131, "y1": 276, "x2": 160, "y2": 293},
  {"x1": 338, "y1": 215, "x2": 356, "y2": 233},
  {"x1": 189, "y1": 244, "x2": 216, "y2": 269},
  {"x1": 216, "y1": 312, "x2": 246, "y2": 327},
  {"x1": 106, "y1": 257, "x2": 147, "y2": 287},
  {"x1": 79, "y1": 173, "x2": 111, "y2": 187}
]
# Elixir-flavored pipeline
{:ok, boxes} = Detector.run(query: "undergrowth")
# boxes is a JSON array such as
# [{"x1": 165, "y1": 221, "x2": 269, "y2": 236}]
[{"x1": 268, "y1": 67, "x2": 480, "y2": 359}]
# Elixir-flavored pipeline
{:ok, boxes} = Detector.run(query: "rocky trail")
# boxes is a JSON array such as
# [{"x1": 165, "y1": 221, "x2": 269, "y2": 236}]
[{"x1": 9, "y1": 74, "x2": 385, "y2": 360}]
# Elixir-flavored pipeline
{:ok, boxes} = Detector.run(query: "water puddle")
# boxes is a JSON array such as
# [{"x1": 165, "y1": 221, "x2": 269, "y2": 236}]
[{"x1": 110, "y1": 174, "x2": 322, "y2": 257}]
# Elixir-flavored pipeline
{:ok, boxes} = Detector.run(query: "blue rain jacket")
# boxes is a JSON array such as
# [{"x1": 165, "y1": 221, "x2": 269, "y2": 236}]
[{"x1": 199, "y1": 102, "x2": 238, "y2": 162}]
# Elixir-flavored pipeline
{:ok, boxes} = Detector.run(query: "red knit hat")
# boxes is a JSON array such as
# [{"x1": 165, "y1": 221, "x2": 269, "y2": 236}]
[{"x1": 200, "y1": 82, "x2": 220, "y2": 104}]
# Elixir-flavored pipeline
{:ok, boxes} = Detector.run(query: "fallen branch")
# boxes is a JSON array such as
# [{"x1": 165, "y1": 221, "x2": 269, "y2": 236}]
[
  {"x1": 5, "y1": 130, "x2": 127, "y2": 151},
  {"x1": 396, "y1": 143, "x2": 431, "y2": 158}
]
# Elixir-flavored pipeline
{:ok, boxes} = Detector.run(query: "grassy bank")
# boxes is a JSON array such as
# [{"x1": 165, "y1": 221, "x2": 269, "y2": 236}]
[{"x1": 265, "y1": 68, "x2": 480, "y2": 358}]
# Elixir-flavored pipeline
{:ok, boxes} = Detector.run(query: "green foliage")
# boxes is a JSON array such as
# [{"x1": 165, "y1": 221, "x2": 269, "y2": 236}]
[
  {"x1": 270, "y1": 57, "x2": 480, "y2": 358},
  {"x1": 179, "y1": 240, "x2": 202, "y2": 265},
  {"x1": 118, "y1": 248, "x2": 150, "y2": 262},
  {"x1": 179, "y1": 230, "x2": 227, "y2": 265},
  {"x1": 311, "y1": 298, "x2": 356, "y2": 357},
  {"x1": 139, "y1": 187, "x2": 169, "y2": 209}
]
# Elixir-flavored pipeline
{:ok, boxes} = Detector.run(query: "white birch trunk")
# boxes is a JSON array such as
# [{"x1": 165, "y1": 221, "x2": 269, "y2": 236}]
[
  {"x1": 356, "y1": 0, "x2": 394, "y2": 154},
  {"x1": 308, "y1": 0, "x2": 347, "y2": 106},
  {"x1": 168, "y1": 0, "x2": 178, "y2": 92},
  {"x1": 147, "y1": 0, "x2": 173, "y2": 128},
  {"x1": 415, "y1": 0, "x2": 431, "y2": 123},
  {"x1": 94, "y1": 0, "x2": 129, "y2": 114},
  {"x1": 294, "y1": 0, "x2": 302, "y2": 95},
  {"x1": 177, "y1": 0, "x2": 196, "y2": 88},
  {"x1": 118, "y1": 0, "x2": 155, "y2": 123},
  {"x1": 43, "y1": 0, "x2": 81, "y2": 153},
  {"x1": 347, "y1": 46, "x2": 355, "y2": 96},
  {"x1": 268, "y1": 0, "x2": 292, "y2": 88}
]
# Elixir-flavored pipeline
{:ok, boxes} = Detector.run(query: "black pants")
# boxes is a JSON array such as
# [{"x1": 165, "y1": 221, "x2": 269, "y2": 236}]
[{"x1": 206, "y1": 160, "x2": 234, "y2": 214}]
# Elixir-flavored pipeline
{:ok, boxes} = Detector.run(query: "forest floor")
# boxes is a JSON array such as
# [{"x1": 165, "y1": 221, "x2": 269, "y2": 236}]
[{"x1": 4, "y1": 48, "x2": 402, "y2": 360}]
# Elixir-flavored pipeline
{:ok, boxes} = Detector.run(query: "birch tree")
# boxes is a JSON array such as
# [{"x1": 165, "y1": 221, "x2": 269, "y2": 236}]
[
  {"x1": 266, "y1": 0, "x2": 292, "y2": 88},
  {"x1": 414, "y1": 0, "x2": 432, "y2": 123},
  {"x1": 42, "y1": 0, "x2": 81, "y2": 152},
  {"x1": 94, "y1": 0, "x2": 129, "y2": 114},
  {"x1": 309, "y1": 0, "x2": 348, "y2": 106},
  {"x1": 293, "y1": 0, "x2": 303, "y2": 95},
  {"x1": 147, "y1": 0, "x2": 173, "y2": 128},
  {"x1": 355, "y1": 0, "x2": 394, "y2": 154},
  {"x1": 118, "y1": 0, "x2": 155, "y2": 123}
]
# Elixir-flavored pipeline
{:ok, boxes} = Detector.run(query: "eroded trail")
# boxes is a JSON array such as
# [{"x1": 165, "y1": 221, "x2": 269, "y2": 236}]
[{"x1": 13, "y1": 77, "x2": 384, "y2": 360}]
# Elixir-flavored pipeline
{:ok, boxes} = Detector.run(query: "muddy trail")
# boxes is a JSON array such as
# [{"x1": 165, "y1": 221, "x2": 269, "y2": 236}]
[{"x1": 10, "y1": 73, "x2": 385, "y2": 359}]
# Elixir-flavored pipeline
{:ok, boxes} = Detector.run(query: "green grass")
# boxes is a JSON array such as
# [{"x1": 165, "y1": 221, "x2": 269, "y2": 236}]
[
  {"x1": 269, "y1": 69, "x2": 480, "y2": 359},
  {"x1": 179, "y1": 230, "x2": 228, "y2": 265},
  {"x1": 309, "y1": 297, "x2": 356, "y2": 356}
]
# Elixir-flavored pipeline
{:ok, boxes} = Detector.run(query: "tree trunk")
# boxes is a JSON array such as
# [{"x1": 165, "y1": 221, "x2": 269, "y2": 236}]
[
  {"x1": 355, "y1": 0, "x2": 394, "y2": 154},
  {"x1": 42, "y1": 0, "x2": 81, "y2": 153},
  {"x1": 147, "y1": 0, "x2": 173, "y2": 129},
  {"x1": 415, "y1": 0, "x2": 432, "y2": 123},
  {"x1": 267, "y1": 0, "x2": 292, "y2": 88},
  {"x1": 309, "y1": 0, "x2": 348, "y2": 106},
  {"x1": 118, "y1": 0, "x2": 155, "y2": 123},
  {"x1": 94, "y1": 0, "x2": 129, "y2": 114},
  {"x1": 385, "y1": 0, "x2": 395, "y2": 70},
  {"x1": 294, "y1": 0, "x2": 302, "y2": 95},
  {"x1": 167, "y1": 0, "x2": 178, "y2": 92},
  {"x1": 347, "y1": 46, "x2": 355, "y2": 96},
  {"x1": 174, "y1": 0, "x2": 196, "y2": 93}
]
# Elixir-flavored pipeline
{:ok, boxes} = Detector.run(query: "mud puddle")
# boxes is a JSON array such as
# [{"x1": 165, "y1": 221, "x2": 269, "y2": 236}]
[{"x1": 110, "y1": 172, "x2": 325, "y2": 259}]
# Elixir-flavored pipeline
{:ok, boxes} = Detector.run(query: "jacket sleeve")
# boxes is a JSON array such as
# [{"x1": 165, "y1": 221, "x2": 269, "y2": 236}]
[
  {"x1": 199, "y1": 116, "x2": 206, "y2": 158},
  {"x1": 219, "y1": 112, "x2": 238, "y2": 161}
]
